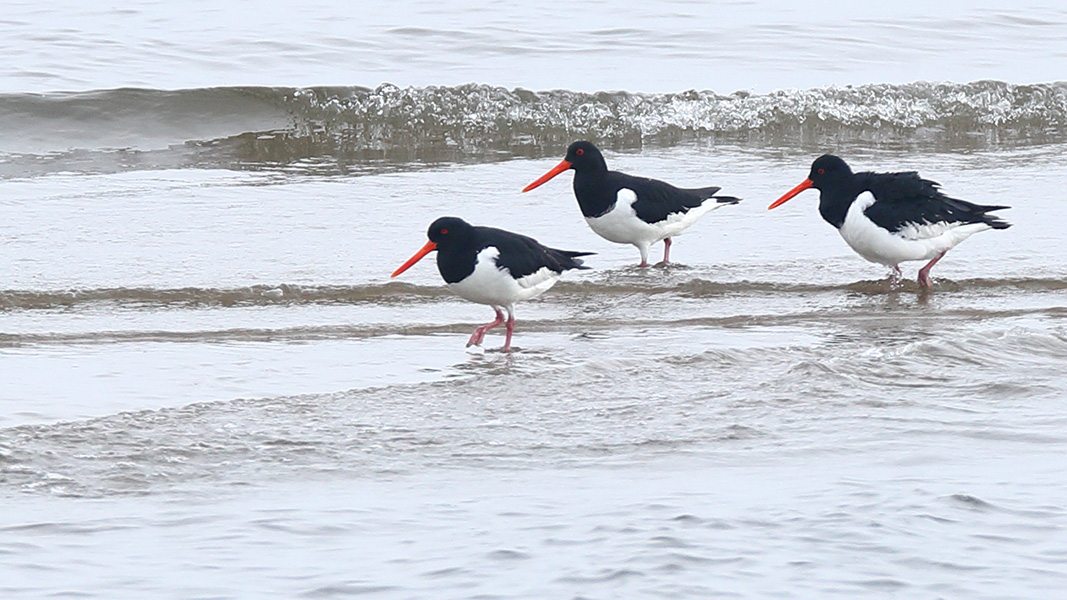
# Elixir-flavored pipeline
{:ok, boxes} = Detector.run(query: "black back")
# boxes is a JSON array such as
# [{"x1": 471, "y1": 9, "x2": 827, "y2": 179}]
[
  {"x1": 807, "y1": 154, "x2": 1011, "y2": 231},
  {"x1": 564, "y1": 141, "x2": 740, "y2": 221},
  {"x1": 427, "y1": 217, "x2": 593, "y2": 284}
]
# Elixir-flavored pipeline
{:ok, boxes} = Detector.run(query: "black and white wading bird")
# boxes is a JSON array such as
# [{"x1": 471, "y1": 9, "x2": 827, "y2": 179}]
[
  {"x1": 522, "y1": 141, "x2": 741, "y2": 267},
  {"x1": 768, "y1": 154, "x2": 1011, "y2": 287},
  {"x1": 391, "y1": 217, "x2": 592, "y2": 351}
]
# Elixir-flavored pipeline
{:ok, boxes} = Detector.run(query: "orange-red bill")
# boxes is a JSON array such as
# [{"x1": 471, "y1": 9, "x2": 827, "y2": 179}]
[
  {"x1": 522, "y1": 159, "x2": 572, "y2": 192},
  {"x1": 391, "y1": 240, "x2": 437, "y2": 277},
  {"x1": 767, "y1": 178, "x2": 814, "y2": 210}
]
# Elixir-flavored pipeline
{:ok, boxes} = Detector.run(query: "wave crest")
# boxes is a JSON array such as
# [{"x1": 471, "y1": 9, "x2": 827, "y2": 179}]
[
  {"x1": 267, "y1": 81, "x2": 1067, "y2": 161},
  {"x1": 2, "y1": 81, "x2": 1065, "y2": 175}
]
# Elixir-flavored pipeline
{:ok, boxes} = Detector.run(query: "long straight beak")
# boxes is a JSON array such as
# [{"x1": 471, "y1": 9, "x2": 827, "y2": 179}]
[
  {"x1": 768, "y1": 178, "x2": 814, "y2": 209},
  {"x1": 522, "y1": 159, "x2": 572, "y2": 192},
  {"x1": 391, "y1": 240, "x2": 437, "y2": 277}
]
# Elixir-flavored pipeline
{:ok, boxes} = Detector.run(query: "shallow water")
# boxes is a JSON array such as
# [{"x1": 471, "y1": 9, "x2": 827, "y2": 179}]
[
  {"x1": 3, "y1": 1, "x2": 1067, "y2": 599},
  {"x1": 4, "y1": 143, "x2": 1067, "y2": 598}
]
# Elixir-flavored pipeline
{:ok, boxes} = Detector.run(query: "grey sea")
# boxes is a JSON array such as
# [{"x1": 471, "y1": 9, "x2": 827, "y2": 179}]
[{"x1": 2, "y1": 1, "x2": 1067, "y2": 598}]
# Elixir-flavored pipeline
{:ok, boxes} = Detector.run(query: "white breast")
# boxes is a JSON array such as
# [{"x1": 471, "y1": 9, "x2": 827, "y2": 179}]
[
  {"x1": 838, "y1": 192, "x2": 993, "y2": 266},
  {"x1": 584, "y1": 188, "x2": 719, "y2": 247},
  {"x1": 446, "y1": 246, "x2": 561, "y2": 308}
]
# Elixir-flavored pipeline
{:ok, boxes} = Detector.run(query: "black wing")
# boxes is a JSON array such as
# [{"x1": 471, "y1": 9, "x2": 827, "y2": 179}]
[
  {"x1": 477, "y1": 226, "x2": 593, "y2": 279},
  {"x1": 862, "y1": 171, "x2": 1011, "y2": 232},
  {"x1": 612, "y1": 172, "x2": 739, "y2": 224}
]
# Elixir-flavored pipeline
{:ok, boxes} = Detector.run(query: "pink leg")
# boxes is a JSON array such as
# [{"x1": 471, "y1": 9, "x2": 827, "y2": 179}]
[
  {"x1": 662, "y1": 237, "x2": 672, "y2": 264},
  {"x1": 467, "y1": 308, "x2": 505, "y2": 347},
  {"x1": 890, "y1": 265, "x2": 902, "y2": 283},
  {"x1": 917, "y1": 251, "x2": 947, "y2": 288},
  {"x1": 502, "y1": 308, "x2": 516, "y2": 352}
]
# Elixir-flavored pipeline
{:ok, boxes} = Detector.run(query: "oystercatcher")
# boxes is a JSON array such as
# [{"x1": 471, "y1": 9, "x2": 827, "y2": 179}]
[
  {"x1": 768, "y1": 154, "x2": 1011, "y2": 287},
  {"x1": 522, "y1": 141, "x2": 741, "y2": 267},
  {"x1": 391, "y1": 217, "x2": 592, "y2": 351}
]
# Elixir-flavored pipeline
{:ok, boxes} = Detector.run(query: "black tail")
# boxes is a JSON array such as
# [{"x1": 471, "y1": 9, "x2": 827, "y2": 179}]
[
  {"x1": 684, "y1": 187, "x2": 741, "y2": 209},
  {"x1": 692, "y1": 186, "x2": 722, "y2": 198},
  {"x1": 985, "y1": 211, "x2": 1011, "y2": 230},
  {"x1": 943, "y1": 197, "x2": 1011, "y2": 230},
  {"x1": 556, "y1": 249, "x2": 595, "y2": 270},
  {"x1": 977, "y1": 204, "x2": 1011, "y2": 229}
]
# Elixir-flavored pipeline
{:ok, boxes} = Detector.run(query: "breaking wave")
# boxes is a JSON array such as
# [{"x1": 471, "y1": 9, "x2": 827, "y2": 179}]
[{"x1": 1, "y1": 80, "x2": 1065, "y2": 176}]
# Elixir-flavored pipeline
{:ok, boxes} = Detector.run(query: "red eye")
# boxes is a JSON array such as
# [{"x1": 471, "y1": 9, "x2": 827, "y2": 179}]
[
  {"x1": 575, "y1": 148, "x2": 584, "y2": 156},
  {"x1": 440, "y1": 228, "x2": 448, "y2": 234},
  {"x1": 817, "y1": 168, "x2": 825, "y2": 175}
]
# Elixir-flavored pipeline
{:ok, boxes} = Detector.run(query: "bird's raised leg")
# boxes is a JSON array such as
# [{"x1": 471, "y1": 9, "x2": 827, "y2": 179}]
[
  {"x1": 917, "y1": 251, "x2": 947, "y2": 288},
  {"x1": 502, "y1": 307, "x2": 516, "y2": 352},
  {"x1": 467, "y1": 307, "x2": 505, "y2": 347}
]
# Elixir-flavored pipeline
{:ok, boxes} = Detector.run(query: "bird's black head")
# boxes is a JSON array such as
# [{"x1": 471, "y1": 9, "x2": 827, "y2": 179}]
[
  {"x1": 563, "y1": 141, "x2": 608, "y2": 173},
  {"x1": 427, "y1": 216, "x2": 475, "y2": 248},
  {"x1": 807, "y1": 154, "x2": 853, "y2": 190},
  {"x1": 768, "y1": 153, "x2": 855, "y2": 210},
  {"x1": 523, "y1": 140, "x2": 608, "y2": 192},
  {"x1": 393, "y1": 216, "x2": 476, "y2": 278}
]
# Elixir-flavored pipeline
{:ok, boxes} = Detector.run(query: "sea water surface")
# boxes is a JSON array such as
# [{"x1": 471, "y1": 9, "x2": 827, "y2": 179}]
[{"x1": 2, "y1": 2, "x2": 1067, "y2": 599}]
